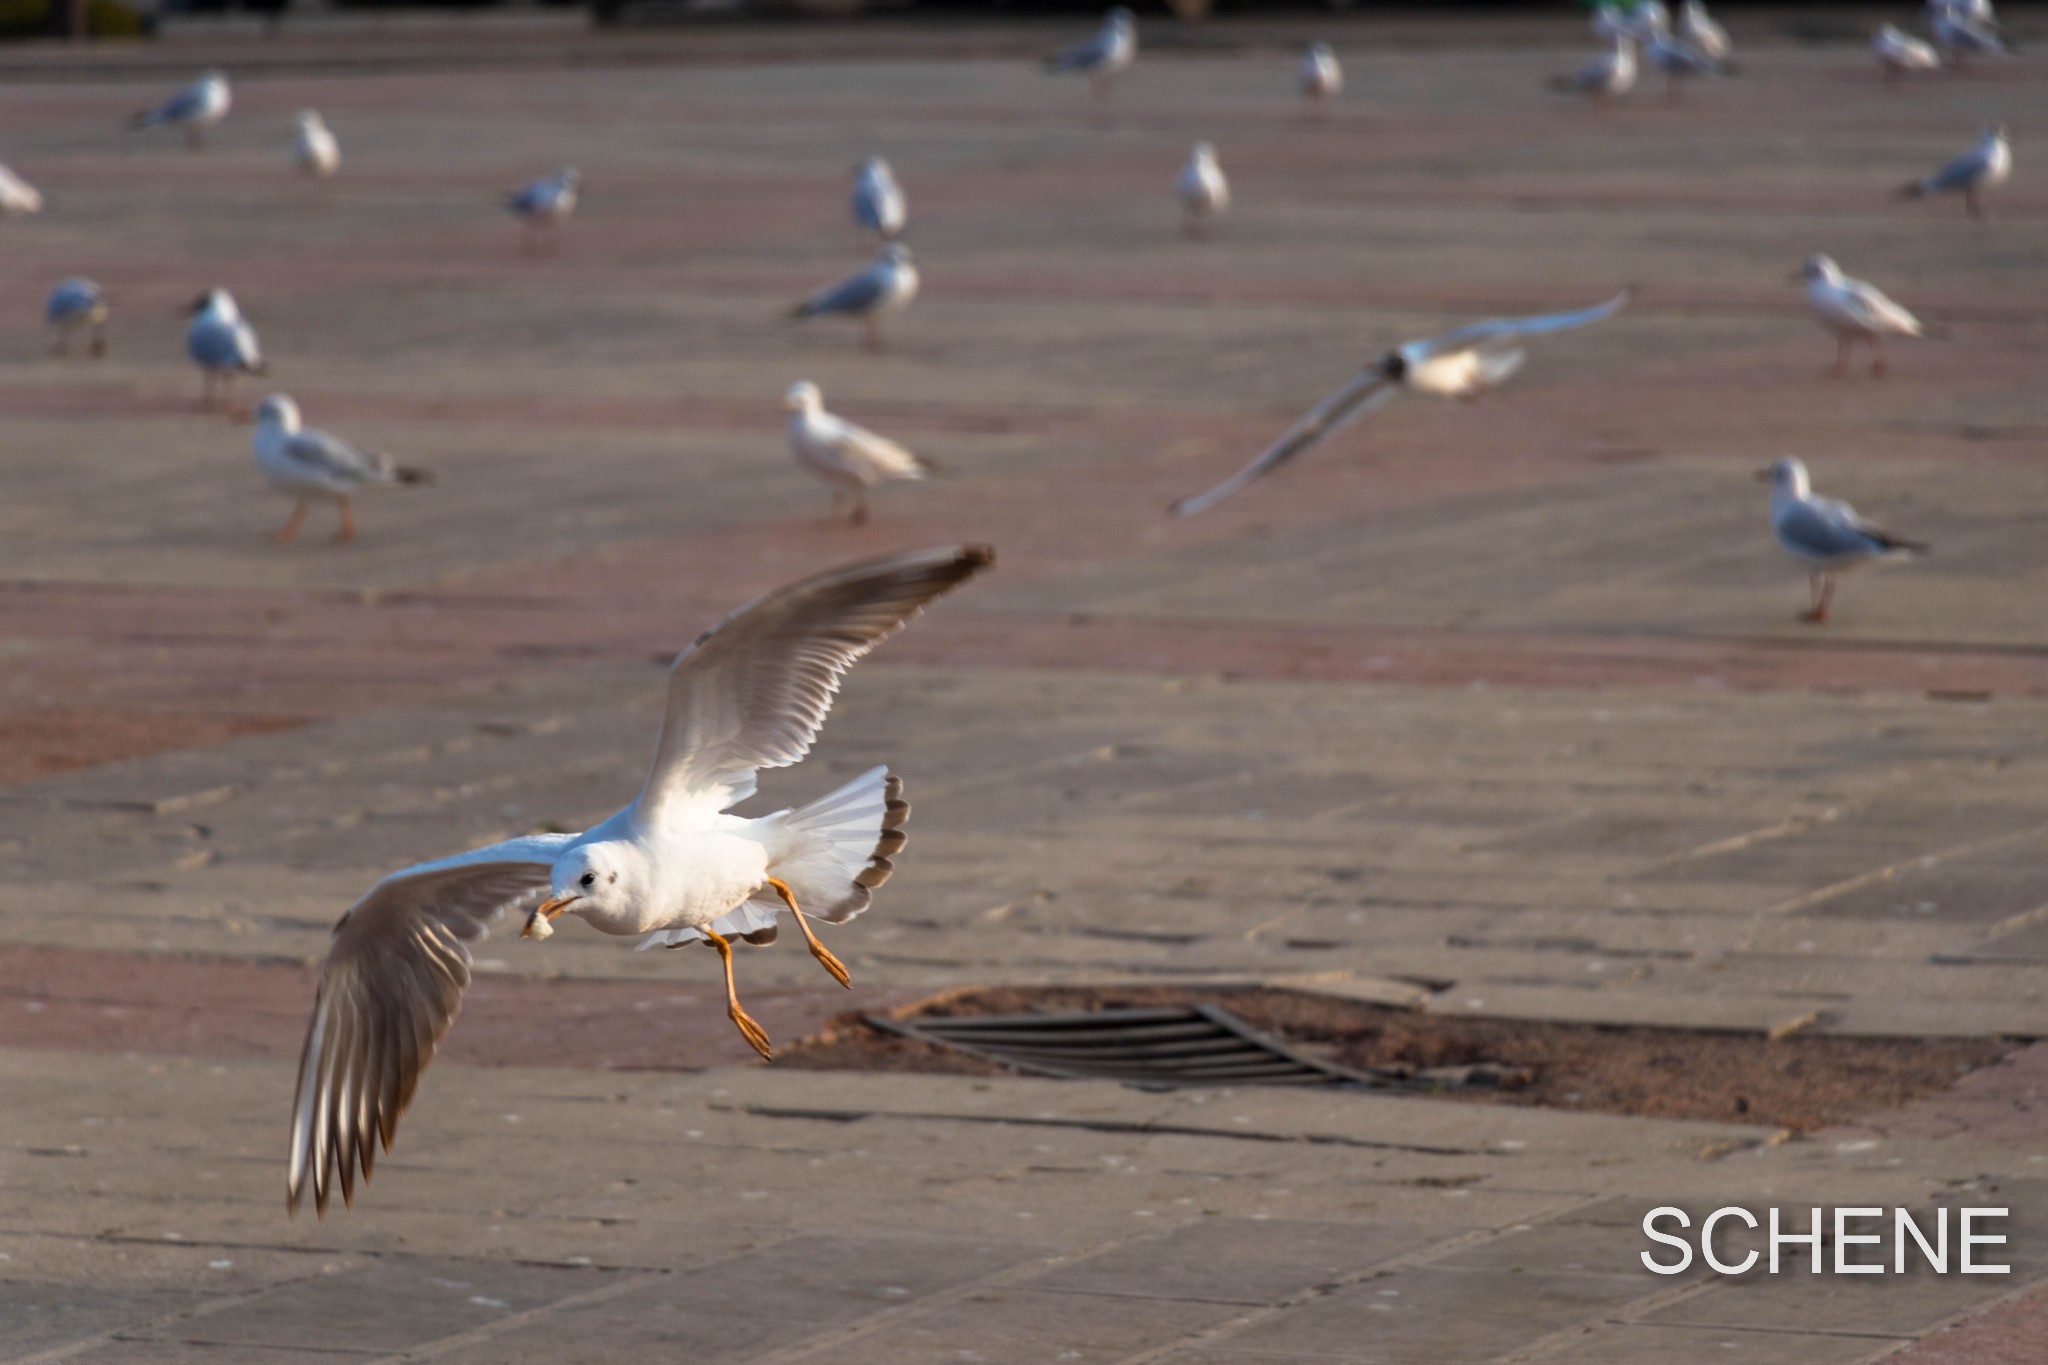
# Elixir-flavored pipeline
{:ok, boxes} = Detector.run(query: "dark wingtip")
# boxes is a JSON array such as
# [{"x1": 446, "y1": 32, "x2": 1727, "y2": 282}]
[
  {"x1": 959, "y1": 544, "x2": 996, "y2": 572},
  {"x1": 395, "y1": 466, "x2": 434, "y2": 486}
]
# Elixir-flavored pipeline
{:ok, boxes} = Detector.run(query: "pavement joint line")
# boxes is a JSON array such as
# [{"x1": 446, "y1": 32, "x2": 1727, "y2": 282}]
[
  {"x1": 353, "y1": 1268, "x2": 672, "y2": 1364},
  {"x1": 711, "y1": 1102, "x2": 1490, "y2": 1156},
  {"x1": 1756, "y1": 819, "x2": 2048, "y2": 918}
]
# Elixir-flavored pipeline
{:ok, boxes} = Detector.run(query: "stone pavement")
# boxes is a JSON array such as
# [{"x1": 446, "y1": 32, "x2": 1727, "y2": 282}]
[{"x1": 1, "y1": 13, "x2": 2047, "y2": 1362}]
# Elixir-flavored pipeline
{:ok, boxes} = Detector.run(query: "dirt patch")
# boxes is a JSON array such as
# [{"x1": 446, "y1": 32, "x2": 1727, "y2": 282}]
[
  {"x1": 773, "y1": 985, "x2": 2023, "y2": 1133},
  {"x1": 0, "y1": 708, "x2": 303, "y2": 786}
]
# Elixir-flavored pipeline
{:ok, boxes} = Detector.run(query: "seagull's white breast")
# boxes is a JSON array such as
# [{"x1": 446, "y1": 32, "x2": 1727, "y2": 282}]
[{"x1": 582, "y1": 823, "x2": 772, "y2": 938}]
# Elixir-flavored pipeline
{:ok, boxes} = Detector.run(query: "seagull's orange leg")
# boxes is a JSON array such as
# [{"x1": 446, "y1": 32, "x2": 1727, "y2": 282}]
[
  {"x1": 335, "y1": 497, "x2": 357, "y2": 543},
  {"x1": 863, "y1": 316, "x2": 882, "y2": 352},
  {"x1": 1803, "y1": 570, "x2": 1834, "y2": 624},
  {"x1": 765, "y1": 876, "x2": 851, "y2": 989},
  {"x1": 1870, "y1": 334, "x2": 1889, "y2": 377},
  {"x1": 273, "y1": 500, "x2": 309, "y2": 544},
  {"x1": 704, "y1": 927, "x2": 774, "y2": 1058}
]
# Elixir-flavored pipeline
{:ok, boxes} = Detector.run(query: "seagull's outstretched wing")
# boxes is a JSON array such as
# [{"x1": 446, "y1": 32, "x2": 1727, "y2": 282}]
[
  {"x1": 634, "y1": 545, "x2": 994, "y2": 824},
  {"x1": 1404, "y1": 290, "x2": 1631, "y2": 364},
  {"x1": 286, "y1": 834, "x2": 575, "y2": 1216},
  {"x1": 1169, "y1": 372, "x2": 1399, "y2": 518}
]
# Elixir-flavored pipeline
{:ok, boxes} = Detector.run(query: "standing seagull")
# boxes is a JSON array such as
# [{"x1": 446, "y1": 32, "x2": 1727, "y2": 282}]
[
  {"x1": 46, "y1": 279, "x2": 108, "y2": 358},
  {"x1": 851, "y1": 157, "x2": 906, "y2": 241},
  {"x1": 1644, "y1": 17, "x2": 1731, "y2": 103},
  {"x1": 1873, "y1": 25, "x2": 1942, "y2": 79},
  {"x1": 284, "y1": 544, "x2": 995, "y2": 1214},
  {"x1": 791, "y1": 244, "x2": 919, "y2": 352},
  {"x1": 1047, "y1": 7, "x2": 1136, "y2": 102},
  {"x1": 1170, "y1": 292, "x2": 1630, "y2": 517},
  {"x1": 1551, "y1": 38, "x2": 1638, "y2": 110},
  {"x1": 1898, "y1": 123, "x2": 2010, "y2": 219},
  {"x1": 253, "y1": 394, "x2": 431, "y2": 545},
  {"x1": 1762, "y1": 457, "x2": 1925, "y2": 624},
  {"x1": 131, "y1": 70, "x2": 231, "y2": 150},
  {"x1": 1178, "y1": 142, "x2": 1229, "y2": 237},
  {"x1": 0, "y1": 162, "x2": 42, "y2": 216},
  {"x1": 1796, "y1": 255, "x2": 1944, "y2": 377},
  {"x1": 293, "y1": 111, "x2": 340, "y2": 179},
  {"x1": 1928, "y1": 0, "x2": 2005, "y2": 59},
  {"x1": 1300, "y1": 41, "x2": 1343, "y2": 112},
  {"x1": 506, "y1": 167, "x2": 579, "y2": 254},
  {"x1": 785, "y1": 382, "x2": 934, "y2": 525},
  {"x1": 1676, "y1": 0, "x2": 1730, "y2": 59},
  {"x1": 186, "y1": 288, "x2": 264, "y2": 410}
]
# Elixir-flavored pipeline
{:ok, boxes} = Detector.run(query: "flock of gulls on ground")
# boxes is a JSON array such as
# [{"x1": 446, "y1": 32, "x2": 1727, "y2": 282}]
[{"x1": 0, "y1": 6, "x2": 2020, "y2": 1214}]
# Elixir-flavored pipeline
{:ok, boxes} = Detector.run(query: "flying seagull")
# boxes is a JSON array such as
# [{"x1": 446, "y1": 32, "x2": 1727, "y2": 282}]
[
  {"x1": 132, "y1": 70, "x2": 231, "y2": 149},
  {"x1": 507, "y1": 167, "x2": 579, "y2": 254},
  {"x1": 785, "y1": 381, "x2": 934, "y2": 525},
  {"x1": 1898, "y1": 123, "x2": 2010, "y2": 219},
  {"x1": 852, "y1": 157, "x2": 905, "y2": 241},
  {"x1": 284, "y1": 544, "x2": 995, "y2": 1214},
  {"x1": 186, "y1": 288, "x2": 264, "y2": 409},
  {"x1": 46, "y1": 278, "x2": 108, "y2": 358},
  {"x1": 1762, "y1": 457, "x2": 1925, "y2": 623},
  {"x1": 1170, "y1": 291, "x2": 1630, "y2": 518},
  {"x1": 253, "y1": 394, "x2": 431, "y2": 544},
  {"x1": 294, "y1": 111, "x2": 340, "y2": 179},
  {"x1": 1178, "y1": 142, "x2": 1229, "y2": 237},
  {"x1": 791, "y1": 244, "x2": 919, "y2": 351},
  {"x1": 1795, "y1": 254, "x2": 1944, "y2": 377},
  {"x1": 1047, "y1": 7, "x2": 1136, "y2": 101}
]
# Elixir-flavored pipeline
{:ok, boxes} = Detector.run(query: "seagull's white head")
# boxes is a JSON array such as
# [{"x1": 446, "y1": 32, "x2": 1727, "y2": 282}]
[
  {"x1": 1309, "y1": 41, "x2": 1335, "y2": 59},
  {"x1": 1799, "y1": 253, "x2": 1841, "y2": 284},
  {"x1": 1106, "y1": 6, "x2": 1134, "y2": 31},
  {"x1": 252, "y1": 393, "x2": 301, "y2": 432},
  {"x1": 201, "y1": 68, "x2": 227, "y2": 84},
  {"x1": 1984, "y1": 122, "x2": 2009, "y2": 142},
  {"x1": 190, "y1": 288, "x2": 236, "y2": 318},
  {"x1": 1761, "y1": 456, "x2": 1811, "y2": 496},
  {"x1": 784, "y1": 380, "x2": 823, "y2": 413},
  {"x1": 1191, "y1": 141, "x2": 1217, "y2": 165},
  {"x1": 532, "y1": 841, "x2": 647, "y2": 931},
  {"x1": 559, "y1": 166, "x2": 582, "y2": 185},
  {"x1": 296, "y1": 110, "x2": 325, "y2": 130},
  {"x1": 859, "y1": 156, "x2": 891, "y2": 178}
]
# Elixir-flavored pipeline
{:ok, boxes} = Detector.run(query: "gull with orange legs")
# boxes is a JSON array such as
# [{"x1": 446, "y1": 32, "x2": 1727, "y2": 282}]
[
  {"x1": 253, "y1": 394, "x2": 431, "y2": 544},
  {"x1": 1762, "y1": 457, "x2": 1925, "y2": 624}
]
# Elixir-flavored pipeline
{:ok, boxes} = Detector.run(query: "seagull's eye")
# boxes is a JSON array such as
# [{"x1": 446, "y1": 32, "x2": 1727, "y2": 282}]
[{"x1": 579, "y1": 872, "x2": 596, "y2": 888}]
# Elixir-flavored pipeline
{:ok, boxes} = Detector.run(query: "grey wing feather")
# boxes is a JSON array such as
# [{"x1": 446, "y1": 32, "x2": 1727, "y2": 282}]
[
  {"x1": 1049, "y1": 33, "x2": 1110, "y2": 70},
  {"x1": 1406, "y1": 290, "x2": 1630, "y2": 363},
  {"x1": 144, "y1": 86, "x2": 204, "y2": 125},
  {"x1": 1924, "y1": 148, "x2": 1989, "y2": 191},
  {"x1": 1170, "y1": 373, "x2": 1398, "y2": 518},
  {"x1": 799, "y1": 268, "x2": 887, "y2": 318},
  {"x1": 1776, "y1": 500, "x2": 1889, "y2": 559},
  {"x1": 286, "y1": 833, "x2": 574, "y2": 1216},
  {"x1": 633, "y1": 545, "x2": 993, "y2": 823},
  {"x1": 189, "y1": 319, "x2": 257, "y2": 371},
  {"x1": 286, "y1": 430, "x2": 384, "y2": 484}
]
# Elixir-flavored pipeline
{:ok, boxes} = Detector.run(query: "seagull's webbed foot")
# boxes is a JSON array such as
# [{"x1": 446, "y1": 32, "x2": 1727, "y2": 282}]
[
  {"x1": 706, "y1": 927, "x2": 775, "y2": 1058},
  {"x1": 766, "y1": 876, "x2": 852, "y2": 989}
]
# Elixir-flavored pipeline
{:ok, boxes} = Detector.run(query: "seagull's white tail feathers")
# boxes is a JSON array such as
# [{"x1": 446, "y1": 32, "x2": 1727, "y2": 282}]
[{"x1": 634, "y1": 766, "x2": 907, "y2": 952}]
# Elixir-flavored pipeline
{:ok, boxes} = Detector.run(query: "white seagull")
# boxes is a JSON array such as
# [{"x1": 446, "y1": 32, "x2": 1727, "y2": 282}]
[
  {"x1": 1047, "y1": 7, "x2": 1136, "y2": 101},
  {"x1": 0, "y1": 162, "x2": 43, "y2": 216},
  {"x1": 1300, "y1": 41, "x2": 1343, "y2": 111},
  {"x1": 1928, "y1": 0, "x2": 2005, "y2": 58},
  {"x1": 1178, "y1": 141, "x2": 1229, "y2": 236},
  {"x1": 1552, "y1": 38, "x2": 1638, "y2": 109},
  {"x1": 131, "y1": 70, "x2": 231, "y2": 150},
  {"x1": 507, "y1": 166, "x2": 579, "y2": 254},
  {"x1": 186, "y1": 288, "x2": 265, "y2": 409},
  {"x1": 1762, "y1": 457, "x2": 1925, "y2": 623},
  {"x1": 852, "y1": 157, "x2": 906, "y2": 241},
  {"x1": 46, "y1": 278, "x2": 108, "y2": 358},
  {"x1": 1170, "y1": 291, "x2": 1630, "y2": 517},
  {"x1": 1796, "y1": 254, "x2": 1943, "y2": 377},
  {"x1": 1643, "y1": 15, "x2": 1731, "y2": 102},
  {"x1": 1676, "y1": 0, "x2": 1731, "y2": 59},
  {"x1": 293, "y1": 111, "x2": 340, "y2": 179},
  {"x1": 785, "y1": 382, "x2": 934, "y2": 525},
  {"x1": 253, "y1": 394, "x2": 431, "y2": 544},
  {"x1": 791, "y1": 244, "x2": 919, "y2": 351},
  {"x1": 284, "y1": 544, "x2": 995, "y2": 1214},
  {"x1": 1873, "y1": 24, "x2": 1942, "y2": 78},
  {"x1": 1898, "y1": 123, "x2": 2010, "y2": 219}
]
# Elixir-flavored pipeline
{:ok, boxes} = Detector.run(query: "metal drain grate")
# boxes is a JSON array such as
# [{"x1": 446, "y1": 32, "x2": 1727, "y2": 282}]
[{"x1": 862, "y1": 1004, "x2": 1406, "y2": 1090}]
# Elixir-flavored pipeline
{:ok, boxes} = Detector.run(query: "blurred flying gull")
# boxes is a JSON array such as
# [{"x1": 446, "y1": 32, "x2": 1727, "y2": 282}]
[{"x1": 1170, "y1": 291, "x2": 1630, "y2": 518}]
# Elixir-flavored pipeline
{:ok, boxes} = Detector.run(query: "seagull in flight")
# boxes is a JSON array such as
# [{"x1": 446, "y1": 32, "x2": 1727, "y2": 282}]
[
  {"x1": 253, "y1": 394, "x2": 431, "y2": 544},
  {"x1": 1762, "y1": 457, "x2": 1925, "y2": 623},
  {"x1": 1169, "y1": 291, "x2": 1630, "y2": 518},
  {"x1": 285, "y1": 545, "x2": 995, "y2": 1215},
  {"x1": 131, "y1": 70, "x2": 231, "y2": 150}
]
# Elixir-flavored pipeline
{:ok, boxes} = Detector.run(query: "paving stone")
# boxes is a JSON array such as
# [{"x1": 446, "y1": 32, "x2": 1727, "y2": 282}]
[{"x1": 1023, "y1": 1218, "x2": 1447, "y2": 1306}]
